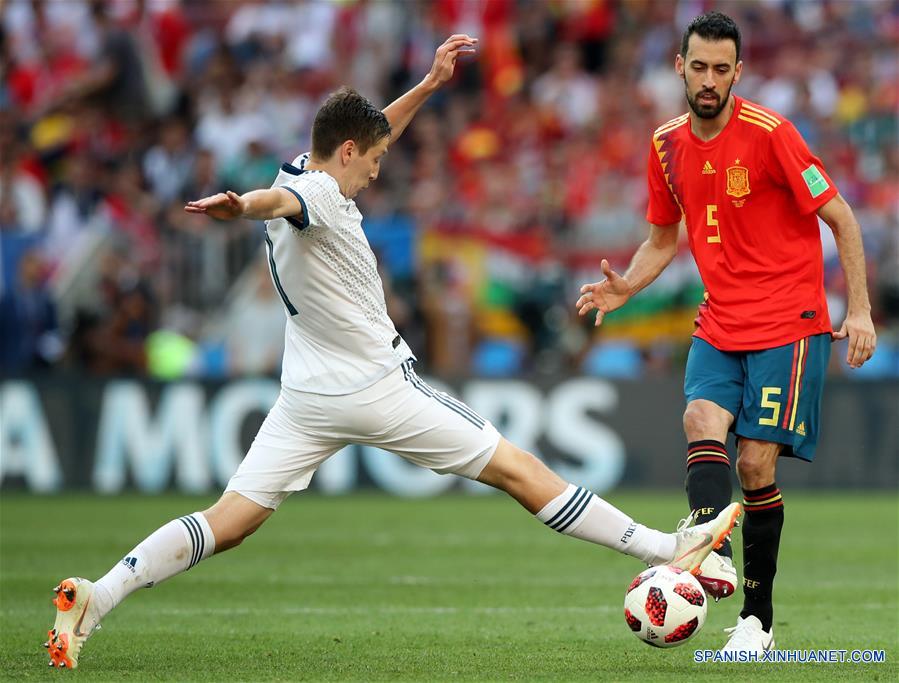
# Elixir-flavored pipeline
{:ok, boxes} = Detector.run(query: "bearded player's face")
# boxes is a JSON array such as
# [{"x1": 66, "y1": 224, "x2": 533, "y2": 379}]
[{"x1": 676, "y1": 35, "x2": 742, "y2": 119}]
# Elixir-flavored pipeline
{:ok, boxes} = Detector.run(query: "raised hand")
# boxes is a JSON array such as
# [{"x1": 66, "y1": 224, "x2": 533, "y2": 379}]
[
  {"x1": 426, "y1": 34, "x2": 478, "y2": 87},
  {"x1": 184, "y1": 191, "x2": 246, "y2": 221},
  {"x1": 576, "y1": 259, "x2": 633, "y2": 327}
]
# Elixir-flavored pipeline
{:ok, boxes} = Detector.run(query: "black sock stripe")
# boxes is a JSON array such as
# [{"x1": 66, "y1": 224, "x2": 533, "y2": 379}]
[
  {"x1": 183, "y1": 516, "x2": 202, "y2": 568},
  {"x1": 190, "y1": 514, "x2": 206, "y2": 566},
  {"x1": 549, "y1": 488, "x2": 592, "y2": 531},
  {"x1": 555, "y1": 492, "x2": 595, "y2": 532},
  {"x1": 178, "y1": 517, "x2": 200, "y2": 568},
  {"x1": 544, "y1": 487, "x2": 585, "y2": 528},
  {"x1": 189, "y1": 515, "x2": 206, "y2": 567},
  {"x1": 181, "y1": 515, "x2": 203, "y2": 569}
]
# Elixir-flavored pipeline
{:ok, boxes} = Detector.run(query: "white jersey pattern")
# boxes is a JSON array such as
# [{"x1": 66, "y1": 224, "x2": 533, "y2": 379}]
[{"x1": 263, "y1": 152, "x2": 414, "y2": 394}]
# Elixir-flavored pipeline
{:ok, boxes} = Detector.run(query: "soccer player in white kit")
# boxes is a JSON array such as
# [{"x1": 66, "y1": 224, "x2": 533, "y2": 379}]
[{"x1": 45, "y1": 35, "x2": 741, "y2": 669}]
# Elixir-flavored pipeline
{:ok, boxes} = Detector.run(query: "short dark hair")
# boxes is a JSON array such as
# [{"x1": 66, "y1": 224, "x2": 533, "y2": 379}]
[
  {"x1": 680, "y1": 11, "x2": 741, "y2": 62},
  {"x1": 311, "y1": 87, "x2": 391, "y2": 160}
]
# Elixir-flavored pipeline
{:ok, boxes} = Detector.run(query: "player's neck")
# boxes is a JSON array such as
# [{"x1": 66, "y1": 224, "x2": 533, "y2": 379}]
[{"x1": 690, "y1": 96, "x2": 736, "y2": 142}]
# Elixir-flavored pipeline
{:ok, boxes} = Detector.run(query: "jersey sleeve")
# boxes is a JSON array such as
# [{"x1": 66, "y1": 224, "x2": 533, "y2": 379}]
[
  {"x1": 645, "y1": 139, "x2": 682, "y2": 226},
  {"x1": 280, "y1": 174, "x2": 338, "y2": 230},
  {"x1": 767, "y1": 121, "x2": 838, "y2": 215}
]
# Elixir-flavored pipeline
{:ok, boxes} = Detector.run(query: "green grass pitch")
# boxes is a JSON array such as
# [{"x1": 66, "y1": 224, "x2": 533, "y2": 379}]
[{"x1": 1, "y1": 492, "x2": 896, "y2": 681}]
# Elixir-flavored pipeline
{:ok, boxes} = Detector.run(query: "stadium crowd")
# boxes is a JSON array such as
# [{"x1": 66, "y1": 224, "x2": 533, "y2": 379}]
[{"x1": 1, "y1": 0, "x2": 897, "y2": 379}]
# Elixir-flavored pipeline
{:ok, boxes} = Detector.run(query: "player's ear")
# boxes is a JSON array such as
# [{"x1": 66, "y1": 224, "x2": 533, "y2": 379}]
[
  {"x1": 675, "y1": 53, "x2": 685, "y2": 79},
  {"x1": 340, "y1": 140, "x2": 355, "y2": 165},
  {"x1": 733, "y1": 60, "x2": 743, "y2": 86}
]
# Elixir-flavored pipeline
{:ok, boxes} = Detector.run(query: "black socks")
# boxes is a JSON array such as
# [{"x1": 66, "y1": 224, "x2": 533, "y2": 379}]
[
  {"x1": 739, "y1": 483, "x2": 784, "y2": 632},
  {"x1": 685, "y1": 440, "x2": 733, "y2": 559}
]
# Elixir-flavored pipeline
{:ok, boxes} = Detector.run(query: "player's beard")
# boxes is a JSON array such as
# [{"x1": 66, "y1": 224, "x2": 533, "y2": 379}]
[{"x1": 685, "y1": 79, "x2": 734, "y2": 119}]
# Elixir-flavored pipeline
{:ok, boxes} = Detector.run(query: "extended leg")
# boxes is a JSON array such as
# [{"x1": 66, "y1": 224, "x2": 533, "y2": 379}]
[
  {"x1": 476, "y1": 438, "x2": 739, "y2": 570},
  {"x1": 46, "y1": 492, "x2": 273, "y2": 668}
]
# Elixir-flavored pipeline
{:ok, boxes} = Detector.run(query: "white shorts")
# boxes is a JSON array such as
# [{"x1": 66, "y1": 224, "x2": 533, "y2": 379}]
[{"x1": 225, "y1": 360, "x2": 500, "y2": 509}]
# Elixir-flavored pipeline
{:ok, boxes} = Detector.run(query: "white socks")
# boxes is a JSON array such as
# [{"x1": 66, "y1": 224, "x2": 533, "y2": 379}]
[
  {"x1": 93, "y1": 513, "x2": 215, "y2": 619},
  {"x1": 536, "y1": 484, "x2": 675, "y2": 565}
]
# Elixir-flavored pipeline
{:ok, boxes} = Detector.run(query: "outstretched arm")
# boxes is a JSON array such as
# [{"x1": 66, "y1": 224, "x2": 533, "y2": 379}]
[
  {"x1": 184, "y1": 188, "x2": 301, "y2": 221},
  {"x1": 382, "y1": 34, "x2": 477, "y2": 144},
  {"x1": 576, "y1": 222, "x2": 679, "y2": 326},
  {"x1": 817, "y1": 193, "x2": 876, "y2": 368}
]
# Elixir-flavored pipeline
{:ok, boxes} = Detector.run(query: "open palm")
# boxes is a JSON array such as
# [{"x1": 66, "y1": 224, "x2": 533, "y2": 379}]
[
  {"x1": 184, "y1": 191, "x2": 245, "y2": 221},
  {"x1": 576, "y1": 259, "x2": 632, "y2": 326}
]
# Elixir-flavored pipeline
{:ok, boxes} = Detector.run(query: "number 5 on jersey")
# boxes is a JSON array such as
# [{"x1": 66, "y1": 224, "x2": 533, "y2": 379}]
[{"x1": 706, "y1": 204, "x2": 721, "y2": 244}]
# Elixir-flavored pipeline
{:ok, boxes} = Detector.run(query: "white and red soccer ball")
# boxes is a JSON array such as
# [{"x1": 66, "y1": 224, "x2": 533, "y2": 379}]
[{"x1": 623, "y1": 565, "x2": 707, "y2": 648}]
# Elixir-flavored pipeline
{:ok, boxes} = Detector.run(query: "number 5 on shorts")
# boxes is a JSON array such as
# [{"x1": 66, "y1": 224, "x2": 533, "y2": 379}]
[{"x1": 758, "y1": 387, "x2": 782, "y2": 426}]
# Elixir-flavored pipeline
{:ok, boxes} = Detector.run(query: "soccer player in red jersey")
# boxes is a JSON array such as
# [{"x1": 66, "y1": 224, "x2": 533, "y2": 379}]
[{"x1": 576, "y1": 12, "x2": 876, "y2": 652}]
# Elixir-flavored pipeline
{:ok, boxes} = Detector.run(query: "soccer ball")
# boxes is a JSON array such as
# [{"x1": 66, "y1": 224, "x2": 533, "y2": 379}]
[{"x1": 623, "y1": 565, "x2": 707, "y2": 648}]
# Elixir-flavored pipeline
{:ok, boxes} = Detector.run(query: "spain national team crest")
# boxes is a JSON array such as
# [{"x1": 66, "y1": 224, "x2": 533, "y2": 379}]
[{"x1": 726, "y1": 162, "x2": 750, "y2": 198}]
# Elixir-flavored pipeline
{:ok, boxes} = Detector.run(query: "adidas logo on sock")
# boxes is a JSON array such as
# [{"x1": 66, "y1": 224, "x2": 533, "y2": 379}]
[{"x1": 121, "y1": 556, "x2": 138, "y2": 573}]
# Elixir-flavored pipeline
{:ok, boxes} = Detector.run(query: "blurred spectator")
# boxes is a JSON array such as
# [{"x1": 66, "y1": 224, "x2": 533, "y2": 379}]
[
  {"x1": 0, "y1": 249, "x2": 61, "y2": 372},
  {"x1": 22, "y1": 0, "x2": 151, "y2": 124},
  {"x1": 67, "y1": 247, "x2": 154, "y2": 375},
  {"x1": 221, "y1": 138, "x2": 279, "y2": 194},
  {"x1": 42, "y1": 153, "x2": 105, "y2": 268},
  {"x1": 531, "y1": 44, "x2": 600, "y2": 134},
  {"x1": 221, "y1": 259, "x2": 285, "y2": 376},
  {"x1": 0, "y1": 141, "x2": 46, "y2": 234},
  {"x1": 195, "y1": 88, "x2": 268, "y2": 168},
  {"x1": 143, "y1": 118, "x2": 196, "y2": 204}
]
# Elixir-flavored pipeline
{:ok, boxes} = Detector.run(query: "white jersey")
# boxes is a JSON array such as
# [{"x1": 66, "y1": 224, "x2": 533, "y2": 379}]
[{"x1": 263, "y1": 153, "x2": 414, "y2": 394}]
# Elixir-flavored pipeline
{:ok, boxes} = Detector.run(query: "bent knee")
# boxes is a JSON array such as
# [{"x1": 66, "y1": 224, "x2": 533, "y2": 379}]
[
  {"x1": 736, "y1": 451, "x2": 776, "y2": 484},
  {"x1": 213, "y1": 522, "x2": 263, "y2": 552},
  {"x1": 683, "y1": 401, "x2": 731, "y2": 436},
  {"x1": 202, "y1": 492, "x2": 273, "y2": 552},
  {"x1": 736, "y1": 455, "x2": 759, "y2": 481}
]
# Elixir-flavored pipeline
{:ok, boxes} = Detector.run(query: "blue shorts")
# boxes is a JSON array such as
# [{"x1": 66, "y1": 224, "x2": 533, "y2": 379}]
[{"x1": 684, "y1": 335, "x2": 831, "y2": 461}]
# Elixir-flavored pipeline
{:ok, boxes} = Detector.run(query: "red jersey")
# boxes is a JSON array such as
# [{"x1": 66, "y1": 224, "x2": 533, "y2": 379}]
[{"x1": 646, "y1": 96, "x2": 837, "y2": 351}]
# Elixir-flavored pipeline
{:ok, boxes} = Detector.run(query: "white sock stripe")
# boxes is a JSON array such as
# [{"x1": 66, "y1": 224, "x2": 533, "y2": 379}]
[
  {"x1": 555, "y1": 492, "x2": 596, "y2": 532},
  {"x1": 178, "y1": 516, "x2": 201, "y2": 568}
]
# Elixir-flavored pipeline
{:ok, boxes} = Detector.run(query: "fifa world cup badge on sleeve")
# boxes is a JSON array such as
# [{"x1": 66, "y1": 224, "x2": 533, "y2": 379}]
[
  {"x1": 726, "y1": 160, "x2": 750, "y2": 198},
  {"x1": 801, "y1": 163, "x2": 830, "y2": 198}
]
